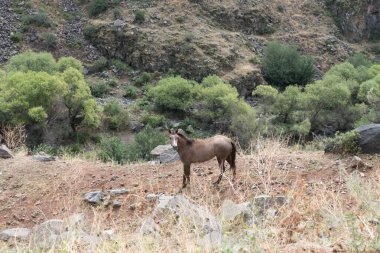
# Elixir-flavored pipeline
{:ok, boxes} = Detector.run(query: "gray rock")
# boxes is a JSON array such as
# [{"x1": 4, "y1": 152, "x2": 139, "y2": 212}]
[
  {"x1": 113, "y1": 19, "x2": 125, "y2": 27},
  {"x1": 0, "y1": 144, "x2": 13, "y2": 159},
  {"x1": 146, "y1": 193, "x2": 159, "y2": 201},
  {"x1": 130, "y1": 121, "x2": 145, "y2": 133},
  {"x1": 140, "y1": 217, "x2": 160, "y2": 236},
  {"x1": 112, "y1": 200, "x2": 122, "y2": 208},
  {"x1": 83, "y1": 191, "x2": 105, "y2": 205},
  {"x1": 221, "y1": 200, "x2": 253, "y2": 225},
  {"x1": 356, "y1": 124, "x2": 380, "y2": 154},
  {"x1": 252, "y1": 195, "x2": 289, "y2": 218},
  {"x1": 0, "y1": 228, "x2": 30, "y2": 241},
  {"x1": 150, "y1": 144, "x2": 172, "y2": 156},
  {"x1": 66, "y1": 213, "x2": 85, "y2": 228},
  {"x1": 151, "y1": 144, "x2": 180, "y2": 164},
  {"x1": 186, "y1": 125, "x2": 195, "y2": 133},
  {"x1": 142, "y1": 195, "x2": 221, "y2": 249},
  {"x1": 31, "y1": 219, "x2": 65, "y2": 246},
  {"x1": 108, "y1": 188, "x2": 129, "y2": 195},
  {"x1": 33, "y1": 154, "x2": 56, "y2": 162},
  {"x1": 159, "y1": 149, "x2": 179, "y2": 164}
]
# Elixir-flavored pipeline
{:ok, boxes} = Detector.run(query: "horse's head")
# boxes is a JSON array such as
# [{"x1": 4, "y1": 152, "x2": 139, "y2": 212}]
[{"x1": 168, "y1": 129, "x2": 179, "y2": 150}]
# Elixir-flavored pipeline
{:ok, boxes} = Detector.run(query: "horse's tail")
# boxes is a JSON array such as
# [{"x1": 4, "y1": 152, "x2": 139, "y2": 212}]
[{"x1": 230, "y1": 141, "x2": 236, "y2": 169}]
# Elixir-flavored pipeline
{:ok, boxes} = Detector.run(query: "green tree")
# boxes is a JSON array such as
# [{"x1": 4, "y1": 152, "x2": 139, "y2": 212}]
[
  {"x1": 0, "y1": 71, "x2": 67, "y2": 125},
  {"x1": 103, "y1": 100, "x2": 130, "y2": 131},
  {"x1": 261, "y1": 42, "x2": 315, "y2": 88},
  {"x1": 7, "y1": 51, "x2": 57, "y2": 74},
  {"x1": 149, "y1": 76, "x2": 199, "y2": 111},
  {"x1": 57, "y1": 57, "x2": 83, "y2": 72}
]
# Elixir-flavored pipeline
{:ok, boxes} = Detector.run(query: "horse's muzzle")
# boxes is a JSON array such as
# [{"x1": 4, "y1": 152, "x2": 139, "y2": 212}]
[{"x1": 172, "y1": 146, "x2": 178, "y2": 151}]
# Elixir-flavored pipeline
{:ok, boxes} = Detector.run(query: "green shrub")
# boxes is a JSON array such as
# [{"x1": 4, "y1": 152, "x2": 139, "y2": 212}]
[
  {"x1": 83, "y1": 26, "x2": 98, "y2": 43},
  {"x1": 277, "y1": 4, "x2": 285, "y2": 12},
  {"x1": 110, "y1": 59, "x2": 128, "y2": 74},
  {"x1": 57, "y1": 57, "x2": 83, "y2": 72},
  {"x1": 33, "y1": 144, "x2": 60, "y2": 156},
  {"x1": 88, "y1": 0, "x2": 109, "y2": 17},
  {"x1": 10, "y1": 32, "x2": 22, "y2": 43},
  {"x1": 134, "y1": 10, "x2": 145, "y2": 23},
  {"x1": 90, "y1": 82, "x2": 111, "y2": 98},
  {"x1": 113, "y1": 8, "x2": 121, "y2": 19},
  {"x1": 41, "y1": 33, "x2": 58, "y2": 50},
  {"x1": 370, "y1": 43, "x2": 380, "y2": 55},
  {"x1": 148, "y1": 76, "x2": 199, "y2": 111},
  {"x1": 8, "y1": 51, "x2": 57, "y2": 73},
  {"x1": 347, "y1": 53, "x2": 371, "y2": 68},
  {"x1": 325, "y1": 130, "x2": 360, "y2": 154},
  {"x1": 123, "y1": 85, "x2": 139, "y2": 98},
  {"x1": 91, "y1": 57, "x2": 108, "y2": 72},
  {"x1": 97, "y1": 136, "x2": 127, "y2": 164},
  {"x1": 125, "y1": 126, "x2": 166, "y2": 161},
  {"x1": 132, "y1": 72, "x2": 152, "y2": 86},
  {"x1": 23, "y1": 12, "x2": 53, "y2": 27},
  {"x1": 107, "y1": 79, "x2": 118, "y2": 88},
  {"x1": 175, "y1": 16, "x2": 186, "y2": 23},
  {"x1": 201, "y1": 75, "x2": 225, "y2": 87},
  {"x1": 141, "y1": 112, "x2": 166, "y2": 128},
  {"x1": 103, "y1": 100, "x2": 130, "y2": 131},
  {"x1": 261, "y1": 41, "x2": 315, "y2": 88}
]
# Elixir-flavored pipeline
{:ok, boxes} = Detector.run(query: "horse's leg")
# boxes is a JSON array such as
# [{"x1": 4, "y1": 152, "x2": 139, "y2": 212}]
[
  {"x1": 226, "y1": 155, "x2": 236, "y2": 182},
  {"x1": 214, "y1": 158, "x2": 225, "y2": 185},
  {"x1": 183, "y1": 163, "x2": 191, "y2": 188}
]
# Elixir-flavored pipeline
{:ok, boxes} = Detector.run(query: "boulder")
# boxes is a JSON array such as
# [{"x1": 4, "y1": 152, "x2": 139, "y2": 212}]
[
  {"x1": 130, "y1": 121, "x2": 144, "y2": 133},
  {"x1": 0, "y1": 228, "x2": 30, "y2": 242},
  {"x1": 356, "y1": 124, "x2": 380, "y2": 154},
  {"x1": 31, "y1": 219, "x2": 65, "y2": 246},
  {"x1": 0, "y1": 144, "x2": 13, "y2": 159},
  {"x1": 252, "y1": 195, "x2": 289, "y2": 218},
  {"x1": 220, "y1": 200, "x2": 253, "y2": 225},
  {"x1": 108, "y1": 188, "x2": 129, "y2": 195},
  {"x1": 141, "y1": 195, "x2": 222, "y2": 249},
  {"x1": 150, "y1": 144, "x2": 180, "y2": 164},
  {"x1": 33, "y1": 153, "x2": 55, "y2": 162},
  {"x1": 347, "y1": 156, "x2": 372, "y2": 171},
  {"x1": 83, "y1": 191, "x2": 105, "y2": 205}
]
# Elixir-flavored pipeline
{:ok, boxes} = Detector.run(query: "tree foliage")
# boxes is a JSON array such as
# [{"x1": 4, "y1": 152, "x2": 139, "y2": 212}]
[{"x1": 261, "y1": 42, "x2": 315, "y2": 88}]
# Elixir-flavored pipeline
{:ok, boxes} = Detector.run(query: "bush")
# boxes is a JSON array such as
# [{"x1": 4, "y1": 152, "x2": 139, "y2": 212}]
[
  {"x1": 10, "y1": 32, "x2": 22, "y2": 43},
  {"x1": 23, "y1": 12, "x2": 53, "y2": 27},
  {"x1": 8, "y1": 51, "x2": 57, "y2": 74},
  {"x1": 134, "y1": 10, "x2": 145, "y2": 23},
  {"x1": 123, "y1": 85, "x2": 139, "y2": 98},
  {"x1": 113, "y1": 8, "x2": 121, "y2": 19},
  {"x1": 325, "y1": 130, "x2": 360, "y2": 154},
  {"x1": 57, "y1": 57, "x2": 83, "y2": 72},
  {"x1": 347, "y1": 53, "x2": 372, "y2": 68},
  {"x1": 125, "y1": 126, "x2": 166, "y2": 161},
  {"x1": 201, "y1": 75, "x2": 225, "y2": 87},
  {"x1": 370, "y1": 43, "x2": 380, "y2": 55},
  {"x1": 98, "y1": 136, "x2": 127, "y2": 164},
  {"x1": 110, "y1": 59, "x2": 128, "y2": 75},
  {"x1": 132, "y1": 72, "x2": 152, "y2": 86},
  {"x1": 91, "y1": 57, "x2": 108, "y2": 72},
  {"x1": 148, "y1": 76, "x2": 198, "y2": 111},
  {"x1": 41, "y1": 33, "x2": 58, "y2": 50},
  {"x1": 88, "y1": 0, "x2": 109, "y2": 17},
  {"x1": 261, "y1": 42, "x2": 315, "y2": 88},
  {"x1": 83, "y1": 26, "x2": 98, "y2": 43},
  {"x1": 103, "y1": 100, "x2": 130, "y2": 131},
  {"x1": 90, "y1": 82, "x2": 111, "y2": 97},
  {"x1": 141, "y1": 112, "x2": 166, "y2": 128}
]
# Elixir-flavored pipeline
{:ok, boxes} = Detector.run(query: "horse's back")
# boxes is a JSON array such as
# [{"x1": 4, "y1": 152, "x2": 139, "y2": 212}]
[{"x1": 210, "y1": 135, "x2": 233, "y2": 158}]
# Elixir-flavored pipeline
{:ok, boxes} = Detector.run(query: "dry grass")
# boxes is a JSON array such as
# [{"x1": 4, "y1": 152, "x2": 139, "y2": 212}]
[{"x1": 1, "y1": 140, "x2": 380, "y2": 252}]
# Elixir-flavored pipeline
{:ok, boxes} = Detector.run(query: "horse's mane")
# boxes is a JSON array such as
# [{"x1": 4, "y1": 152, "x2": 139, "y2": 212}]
[{"x1": 177, "y1": 132, "x2": 194, "y2": 145}]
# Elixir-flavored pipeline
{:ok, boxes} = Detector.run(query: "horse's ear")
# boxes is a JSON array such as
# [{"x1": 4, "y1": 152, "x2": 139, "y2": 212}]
[{"x1": 175, "y1": 129, "x2": 179, "y2": 134}]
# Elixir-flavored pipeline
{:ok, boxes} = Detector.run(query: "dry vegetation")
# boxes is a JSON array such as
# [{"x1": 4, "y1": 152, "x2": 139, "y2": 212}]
[{"x1": 1, "y1": 140, "x2": 379, "y2": 252}]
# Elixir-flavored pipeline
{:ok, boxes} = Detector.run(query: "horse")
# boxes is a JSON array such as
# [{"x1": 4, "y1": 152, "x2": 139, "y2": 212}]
[{"x1": 168, "y1": 129, "x2": 236, "y2": 189}]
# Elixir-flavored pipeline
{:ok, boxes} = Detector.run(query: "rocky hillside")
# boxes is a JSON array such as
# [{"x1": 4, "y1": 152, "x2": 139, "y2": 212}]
[{"x1": 1, "y1": 0, "x2": 378, "y2": 96}]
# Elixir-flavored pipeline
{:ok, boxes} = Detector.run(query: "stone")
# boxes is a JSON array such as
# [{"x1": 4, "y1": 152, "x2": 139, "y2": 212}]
[
  {"x1": 83, "y1": 191, "x2": 105, "y2": 205},
  {"x1": 146, "y1": 193, "x2": 159, "y2": 201},
  {"x1": 66, "y1": 213, "x2": 85, "y2": 228},
  {"x1": 0, "y1": 144, "x2": 13, "y2": 159},
  {"x1": 108, "y1": 188, "x2": 129, "y2": 195},
  {"x1": 252, "y1": 195, "x2": 289, "y2": 218},
  {"x1": 151, "y1": 144, "x2": 179, "y2": 164},
  {"x1": 112, "y1": 200, "x2": 122, "y2": 208},
  {"x1": 31, "y1": 219, "x2": 65, "y2": 246},
  {"x1": 130, "y1": 121, "x2": 145, "y2": 133},
  {"x1": 113, "y1": 19, "x2": 125, "y2": 27},
  {"x1": 220, "y1": 200, "x2": 253, "y2": 225},
  {"x1": 141, "y1": 195, "x2": 221, "y2": 249},
  {"x1": 150, "y1": 144, "x2": 172, "y2": 156},
  {"x1": 348, "y1": 156, "x2": 372, "y2": 171},
  {"x1": 356, "y1": 124, "x2": 380, "y2": 154},
  {"x1": 33, "y1": 153, "x2": 56, "y2": 162},
  {"x1": 0, "y1": 228, "x2": 30, "y2": 241},
  {"x1": 186, "y1": 125, "x2": 195, "y2": 133}
]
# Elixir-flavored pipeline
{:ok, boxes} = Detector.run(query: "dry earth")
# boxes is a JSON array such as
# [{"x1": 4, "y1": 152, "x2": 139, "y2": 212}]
[{"x1": 0, "y1": 142, "x2": 380, "y2": 252}]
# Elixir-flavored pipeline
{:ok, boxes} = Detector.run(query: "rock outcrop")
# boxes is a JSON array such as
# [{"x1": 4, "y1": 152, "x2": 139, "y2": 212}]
[{"x1": 356, "y1": 124, "x2": 380, "y2": 154}]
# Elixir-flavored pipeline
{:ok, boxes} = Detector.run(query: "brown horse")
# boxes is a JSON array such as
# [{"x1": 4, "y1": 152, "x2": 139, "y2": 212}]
[{"x1": 169, "y1": 129, "x2": 236, "y2": 189}]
